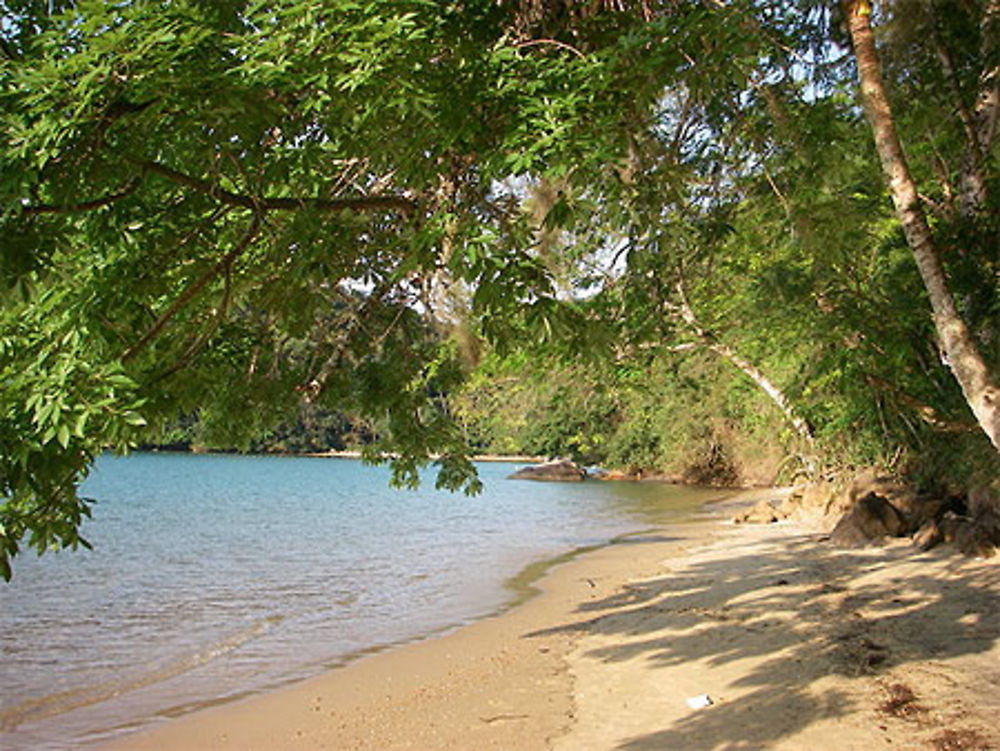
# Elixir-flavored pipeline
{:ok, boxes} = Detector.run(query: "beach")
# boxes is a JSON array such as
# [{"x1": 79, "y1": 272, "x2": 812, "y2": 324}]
[
  {"x1": 103, "y1": 494, "x2": 1000, "y2": 750},
  {"x1": 2, "y1": 455, "x2": 738, "y2": 749}
]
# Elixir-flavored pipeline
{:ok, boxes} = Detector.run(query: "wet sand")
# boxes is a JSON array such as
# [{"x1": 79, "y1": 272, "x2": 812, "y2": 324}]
[{"x1": 104, "y1": 497, "x2": 1000, "y2": 750}]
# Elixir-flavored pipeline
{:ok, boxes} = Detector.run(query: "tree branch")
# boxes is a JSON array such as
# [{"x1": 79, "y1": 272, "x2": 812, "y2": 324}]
[
  {"x1": 930, "y1": 23, "x2": 983, "y2": 165},
  {"x1": 21, "y1": 178, "x2": 142, "y2": 216},
  {"x1": 136, "y1": 159, "x2": 416, "y2": 216},
  {"x1": 300, "y1": 282, "x2": 395, "y2": 401},
  {"x1": 121, "y1": 212, "x2": 261, "y2": 363},
  {"x1": 763, "y1": 167, "x2": 791, "y2": 218},
  {"x1": 669, "y1": 277, "x2": 816, "y2": 447},
  {"x1": 926, "y1": 6, "x2": 991, "y2": 216},
  {"x1": 513, "y1": 38, "x2": 586, "y2": 59},
  {"x1": 146, "y1": 259, "x2": 235, "y2": 386},
  {"x1": 864, "y1": 374, "x2": 978, "y2": 433}
]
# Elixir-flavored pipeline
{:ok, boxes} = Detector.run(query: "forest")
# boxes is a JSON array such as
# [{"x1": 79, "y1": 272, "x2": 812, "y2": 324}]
[{"x1": 1, "y1": 0, "x2": 998, "y2": 578}]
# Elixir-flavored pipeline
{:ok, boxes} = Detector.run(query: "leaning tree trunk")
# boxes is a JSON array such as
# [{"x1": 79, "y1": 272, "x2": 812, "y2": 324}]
[
  {"x1": 704, "y1": 340, "x2": 816, "y2": 448},
  {"x1": 671, "y1": 282, "x2": 816, "y2": 453},
  {"x1": 841, "y1": 0, "x2": 1000, "y2": 452}
]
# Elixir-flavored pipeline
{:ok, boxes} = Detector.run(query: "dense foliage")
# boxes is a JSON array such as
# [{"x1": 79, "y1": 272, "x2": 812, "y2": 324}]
[{"x1": 2, "y1": 0, "x2": 998, "y2": 578}]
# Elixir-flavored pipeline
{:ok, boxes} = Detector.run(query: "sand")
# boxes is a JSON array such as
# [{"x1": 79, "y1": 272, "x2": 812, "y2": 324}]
[{"x1": 104, "y1": 498, "x2": 1000, "y2": 751}]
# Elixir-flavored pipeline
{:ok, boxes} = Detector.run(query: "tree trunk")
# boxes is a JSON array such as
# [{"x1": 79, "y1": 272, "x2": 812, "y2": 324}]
[
  {"x1": 953, "y1": 0, "x2": 999, "y2": 217},
  {"x1": 841, "y1": 0, "x2": 1000, "y2": 451},
  {"x1": 705, "y1": 340, "x2": 816, "y2": 448},
  {"x1": 965, "y1": 0, "x2": 1000, "y2": 217},
  {"x1": 927, "y1": 4, "x2": 990, "y2": 217},
  {"x1": 671, "y1": 282, "x2": 816, "y2": 451}
]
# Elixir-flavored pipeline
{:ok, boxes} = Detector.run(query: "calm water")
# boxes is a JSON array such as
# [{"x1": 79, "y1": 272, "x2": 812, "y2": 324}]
[{"x1": 0, "y1": 453, "x2": 728, "y2": 750}]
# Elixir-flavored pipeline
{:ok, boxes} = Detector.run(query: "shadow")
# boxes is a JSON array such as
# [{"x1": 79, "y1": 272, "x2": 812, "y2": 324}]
[
  {"x1": 529, "y1": 530, "x2": 1000, "y2": 749},
  {"x1": 610, "y1": 533, "x2": 684, "y2": 546}
]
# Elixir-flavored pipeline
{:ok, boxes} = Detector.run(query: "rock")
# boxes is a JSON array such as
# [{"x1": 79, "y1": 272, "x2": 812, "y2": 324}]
[
  {"x1": 761, "y1": 482, "x2": 838, "y2": 532},
  {"x1": 597, "y1": 469, "x2": 634, "y2": 481},
  {"x1": 975, "y1": 508, "x2": 1000, "y2": 544},
  {"x1": 801, "y1": 480, "x2": 842, "y2": 517},
  {"x1": 843, "y1": 470, "x2": 928, "y2": 533},
  {"x1": 509, "y1": 458, "x2": 587, "y2": 482},
  {"x1": 830, "y1": 492, "x2": 906, "y2": 547},
  {"x1": 912, "y1": 519, "x2": 943, "y2": 551},
  {"x1": 947, "y1": 487, "x2": 1000, "y2": 557},
  {"x1": 955, "y1": 519, "x2": 997, "y2": 558},
  {"x1": 766, "y1": 472, "x2": 957, "y2": 538},
  {"x1": 733, "y1": 498, "x2": 786, "y2": 525},
  {"x1": 939, "y1": 511, "x2": 964, "y2": 543},
  {"x1": 924, "y1": 509, "x2": 998, "y2": 556},
  {"x1": 902, "y1": 497, "x2": 949, "y2": 535},
  {"x1": 968, "y1": 485, "x2": 1000, "y2": 521}
]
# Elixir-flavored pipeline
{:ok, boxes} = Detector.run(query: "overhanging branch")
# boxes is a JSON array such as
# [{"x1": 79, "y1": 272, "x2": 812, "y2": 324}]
[
  {"x1": 669, "y1": 277, "x2": 816, "y2": 447},
  {"x1": 121, "y1": 212, "x2": 261, "y2": 363},
  {"x1": 21, "y1": 178, "x2": 142, "y2": 215},
  {"x1": 864, "y1": 374, "x2": 978, "y2": 433},
  {"x1": 136, "y1": 159, "x2": 416, "y2": 216}
]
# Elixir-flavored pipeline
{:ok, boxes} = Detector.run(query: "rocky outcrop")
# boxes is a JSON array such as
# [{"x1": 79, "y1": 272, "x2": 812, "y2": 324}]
[
  {"x1": 909, "y1": 488, "x2": 1000, "y2": 557},
  {"x1": 731, "y1": 480, "x2": 844, "y2": 529},
  {"x1": 509, "y1": 458, "x2": 587, "y2": 482},
  {"x1": 830, "y1": 492, "x2": 906, "y2": 547},
  {"x1": 838, "y1": 471, "x2": 927, "y2": 532},
  {"x1": 953, "y1": 487, "x2": 1000, "y2": 557},
  {"x1": 912, "y1": 518, "x2": 944, "y2": 551},
  {"x1": 731, "y1": 468, "x2": 1000, "y2": 557}
]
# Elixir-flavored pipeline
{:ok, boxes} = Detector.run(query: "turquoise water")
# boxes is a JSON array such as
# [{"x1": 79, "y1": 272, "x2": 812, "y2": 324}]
[{"x1": 0, "y1": 453, "x2": 727, "y2": 750}]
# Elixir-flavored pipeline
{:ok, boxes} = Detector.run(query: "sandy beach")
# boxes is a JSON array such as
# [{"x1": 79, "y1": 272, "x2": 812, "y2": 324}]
[{"x1": 104, "y1": 494, "x2": 1000, "y2": 751}]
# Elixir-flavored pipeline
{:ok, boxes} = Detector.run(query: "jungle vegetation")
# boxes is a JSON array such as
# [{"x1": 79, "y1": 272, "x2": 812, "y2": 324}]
[{"x1": 1, "y1": 0, "x2": 998, "y2": 578}]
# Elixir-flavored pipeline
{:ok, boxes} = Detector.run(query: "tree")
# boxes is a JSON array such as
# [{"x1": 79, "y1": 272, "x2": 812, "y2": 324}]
[
  {"x1": 3, "y1": 0, "x2": 998, "y2": 580},
  {"x1": 3, "y1": 0, "x2": 773, "y2": 576},
  {"x1": 840, "y1": 0, "x2": 1000, "y2": 452},
  {"x1": 0, "y1": 0, "x2": 623, "y2": 576}
]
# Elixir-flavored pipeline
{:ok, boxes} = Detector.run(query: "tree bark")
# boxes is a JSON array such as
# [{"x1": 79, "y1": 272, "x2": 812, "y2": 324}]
[
  {"x1": 704, "y1": 340, "x2": 816, "y2": 447},
  {"x1": 841, "y1": 0, "x2": 1000, "y2": 451}
]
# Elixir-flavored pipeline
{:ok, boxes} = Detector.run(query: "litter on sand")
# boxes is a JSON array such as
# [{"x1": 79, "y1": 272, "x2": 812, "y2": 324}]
[{"x1": 686, "y1": 694, "x2": 714, "y2": 710}]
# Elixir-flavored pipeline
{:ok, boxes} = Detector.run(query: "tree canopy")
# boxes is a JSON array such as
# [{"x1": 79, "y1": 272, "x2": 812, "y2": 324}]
[{"x1": 2, "y1": 0, "x2": 998, "y2": 578}]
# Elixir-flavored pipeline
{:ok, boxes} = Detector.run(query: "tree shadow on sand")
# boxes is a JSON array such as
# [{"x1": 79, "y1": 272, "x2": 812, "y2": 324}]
[{"x1": 530, "y1": 531, "x2": 1000, "y2": 749}]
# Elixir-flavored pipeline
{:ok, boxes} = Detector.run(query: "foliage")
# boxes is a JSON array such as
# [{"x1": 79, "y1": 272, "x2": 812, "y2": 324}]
[
  {"x1": 0, "y1": 292, "x2": 145, "y2": 580},
  {"x1": 2, "y1": 0, "x2": 999, "y2": 578}
]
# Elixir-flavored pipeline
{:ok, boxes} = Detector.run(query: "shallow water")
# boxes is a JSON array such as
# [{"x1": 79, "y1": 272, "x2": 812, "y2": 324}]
[{"x1": 0, "y1": 453, "x2": 728, "y2": 750}]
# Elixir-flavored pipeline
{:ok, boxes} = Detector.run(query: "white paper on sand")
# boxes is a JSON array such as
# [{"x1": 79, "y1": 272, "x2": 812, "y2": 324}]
[{"x1": 686, "y1": 694, "x2": 714, "y2": 709}]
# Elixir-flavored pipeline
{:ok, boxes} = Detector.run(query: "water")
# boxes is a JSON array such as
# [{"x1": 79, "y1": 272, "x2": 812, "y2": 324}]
[{"x1": 0, "y1": 453, "x2": 729, "y2": 750}]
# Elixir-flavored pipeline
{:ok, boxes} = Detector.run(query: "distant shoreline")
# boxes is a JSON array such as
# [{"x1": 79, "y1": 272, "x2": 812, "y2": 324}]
[
  {"x1": 142, "y1": 446, "x2": 546, "y2": 464},
  {"x1": 299, "y1": 450, "x2": 547, "y2": 463},
  {"x1": 138, "y1": 448, "x2": 768, "y2": 487}
]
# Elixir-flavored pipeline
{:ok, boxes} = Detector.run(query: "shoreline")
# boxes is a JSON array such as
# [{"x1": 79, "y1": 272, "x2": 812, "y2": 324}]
[
  {"x1": 102, "y1": 489, "x2": 1000, "y2": 750},
  {"x1": 302, "y1": 450, "x2": 550, "y2": 464},
  {"x1": 8, "y1": 457, "x2": 740, "y2": 751},
  {"x1": 99, "y1": 522, "x2": 724, "y2": 751},
  {"x1": 96, "y1": 491, "x2": 763, "y2": 750}
]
